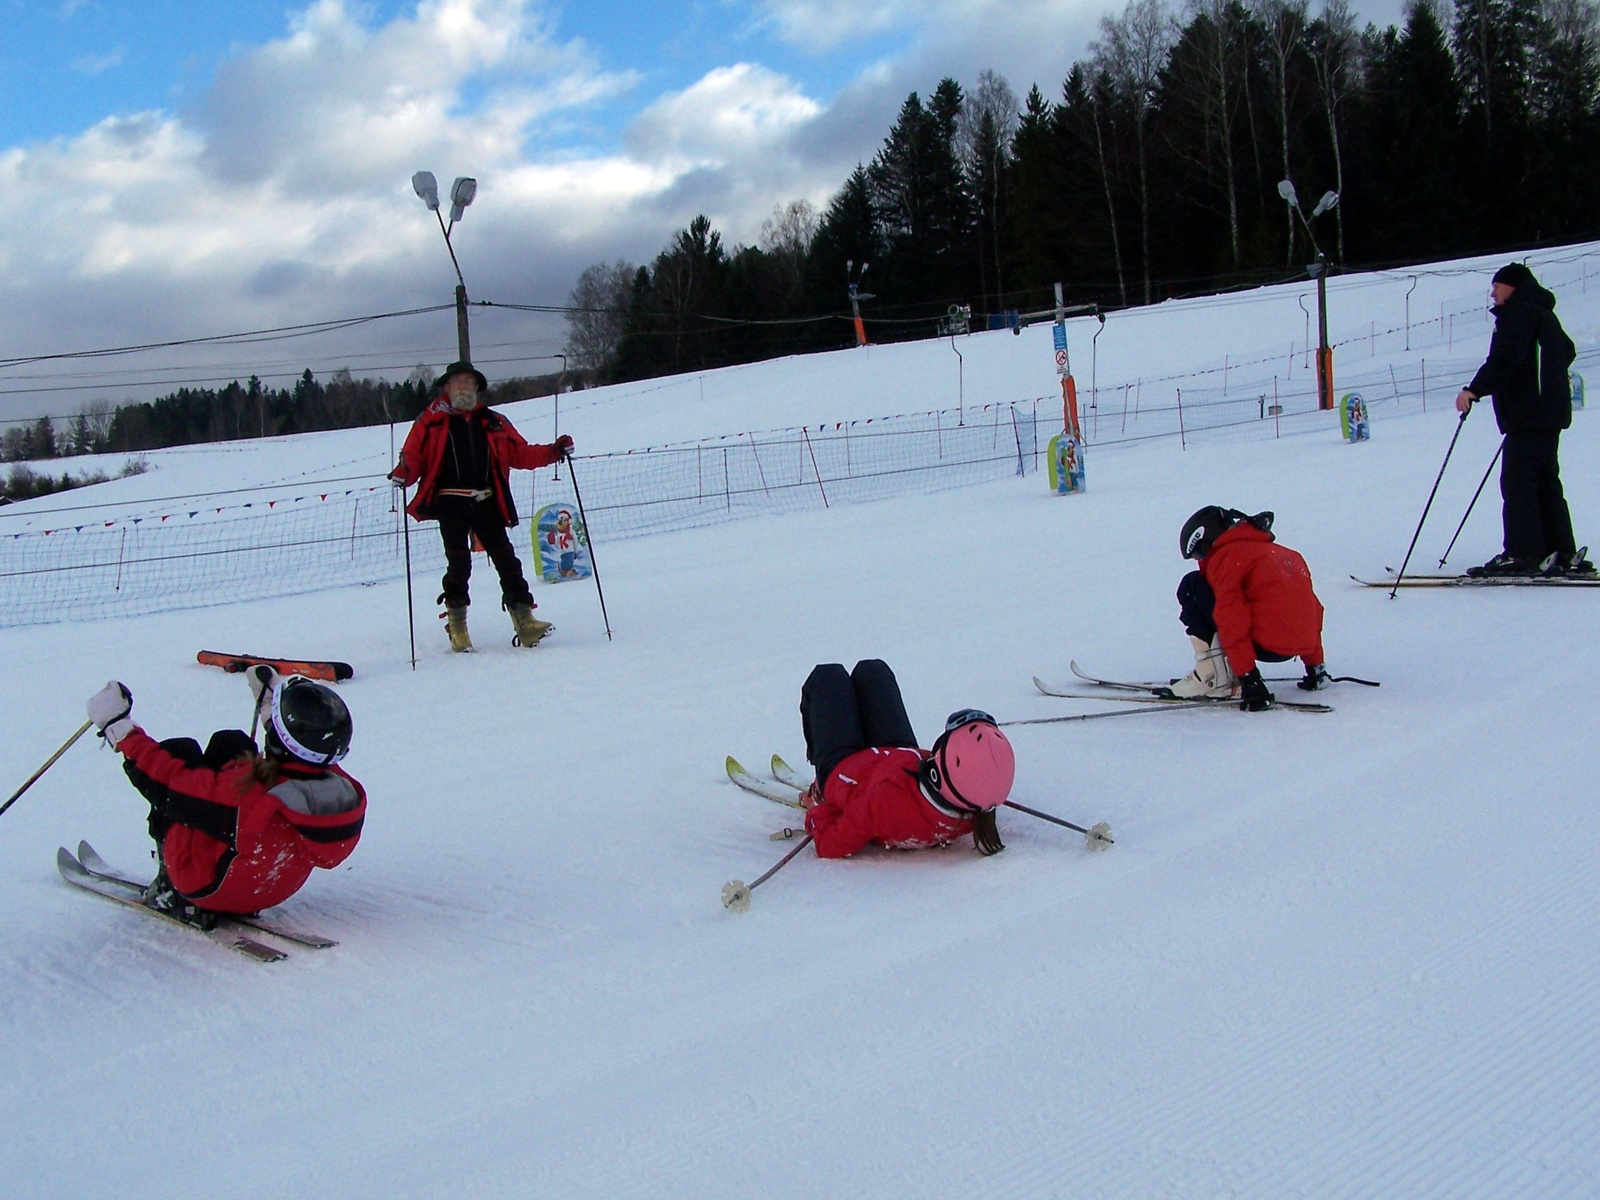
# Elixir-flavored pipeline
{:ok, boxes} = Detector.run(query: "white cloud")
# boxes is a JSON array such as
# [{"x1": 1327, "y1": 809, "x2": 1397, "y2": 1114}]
[
  {"x1": 70, "y1": 48, "x2": 123, "y2": 75},
  {"x1": 0, "y1": 0, "x2": 1215, "y2": 418},
  {"x1": 754, "y1": 0, "x2": 928, "y2": 51}
]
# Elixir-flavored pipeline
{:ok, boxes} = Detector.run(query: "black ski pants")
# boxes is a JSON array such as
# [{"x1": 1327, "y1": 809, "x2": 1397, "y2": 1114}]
[
  {"x1": 801, "y1": 659, "x2": 918, "y2": 786},
  {"x1": 127, "y1": 731, "x2": 256, "y2": 847},
  {"x1": 1176, "y1": 572, "x2": 1290, "y2": 662},
  {"x1": 435, "y1": 494, "x2": 534, "y2": 609},
  {"x1": 1501, "y1": 432, "x2": 1576, "y2": 560}
]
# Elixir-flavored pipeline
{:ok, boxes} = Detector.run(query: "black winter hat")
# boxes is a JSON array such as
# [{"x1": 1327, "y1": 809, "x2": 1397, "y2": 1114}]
[
  {"x1": 434, "y1": 361, "x2": 489, "y2": 392},
  {"x1": 1491, "y1": 262, "x2": 1536, "y2": 288}
]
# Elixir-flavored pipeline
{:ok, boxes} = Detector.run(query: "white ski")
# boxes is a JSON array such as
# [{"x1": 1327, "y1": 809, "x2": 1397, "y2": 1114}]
[
  {"x1": 75, "y1": 842, "x2": 338, "y2": 949},
  {"x1": 725, "y1": 756, "x2": 804, "y2": 808},
  {"x1": 58, "y1": 848, "x2": 286, "y2": 962}
]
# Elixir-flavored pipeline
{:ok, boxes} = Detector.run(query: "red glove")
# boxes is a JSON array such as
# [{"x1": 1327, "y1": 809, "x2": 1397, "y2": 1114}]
[{"x1": 555, "y1": 434, "x2": 574, "y2": 458}]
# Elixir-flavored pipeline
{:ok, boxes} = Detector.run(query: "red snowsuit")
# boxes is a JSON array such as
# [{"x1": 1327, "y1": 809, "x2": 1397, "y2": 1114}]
[
  {"x1": 118, "y1": 727, "x2": 366, "y2": 914},
  {"x1": 392, "y1": 397, "x2": 562, "y2": 526},
  {"x1": 804, "y1": 746, "x2": 973, "y2": 859},
  {"x1": 1201, "y1": 523, "x2": 1325, "y2": 676}
]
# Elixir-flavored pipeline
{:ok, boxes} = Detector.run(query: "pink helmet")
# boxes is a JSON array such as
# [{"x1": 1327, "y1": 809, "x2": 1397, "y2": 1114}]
[{"x1": 925, "y1": 710, "x2": 1015, "y2": 812}]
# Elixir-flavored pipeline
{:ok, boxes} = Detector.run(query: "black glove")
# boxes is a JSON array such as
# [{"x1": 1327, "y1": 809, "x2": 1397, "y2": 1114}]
[
  {"x1": 1298, "y1": 664, "x2": 1331, "y2": 692},
  {"x1": 554, "y1": 434, "x2": 574, "y2": 459},
  {"x1": 1238, "y1": 668, "x2": 1274, "y2": 712}
]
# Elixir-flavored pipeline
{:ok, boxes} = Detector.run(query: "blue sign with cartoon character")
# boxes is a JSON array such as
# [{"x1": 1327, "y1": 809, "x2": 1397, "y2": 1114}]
[
  {"x1": 1339, "y1": 392, "x2": 1370, "y2": 442},
  {"x1": 1047, "y1": 432, "x2": 1086, "y2": 494},
  {"x1": 532, "y1": 502, "x2": 591, "y2": 583}
]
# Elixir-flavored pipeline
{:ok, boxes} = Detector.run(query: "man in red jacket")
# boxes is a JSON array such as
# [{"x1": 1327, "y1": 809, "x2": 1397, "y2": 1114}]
[
  {"x1": 85, "y1": 668, "x2": 365, "y2": 922},
  {"x1": 1172, "y1": 507, "x2": 1327, "y2": 710},
  {"x1": 798, "y1": 659, "x2": 1014, "y2": 858},
  {"x1": 390, "y1": 361, "x2": 573, "y2": 652}
]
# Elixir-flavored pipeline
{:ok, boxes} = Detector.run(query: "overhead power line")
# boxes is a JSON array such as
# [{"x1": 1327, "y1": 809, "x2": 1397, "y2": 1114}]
[{"x1": 0, "y1": 304, "x2": 457, "y2": 370}]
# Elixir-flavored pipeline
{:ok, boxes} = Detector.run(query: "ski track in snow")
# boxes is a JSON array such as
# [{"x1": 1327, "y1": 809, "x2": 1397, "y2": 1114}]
[{"x1": 2, "y1": 253, "x2": 1600, "y2": 1196}]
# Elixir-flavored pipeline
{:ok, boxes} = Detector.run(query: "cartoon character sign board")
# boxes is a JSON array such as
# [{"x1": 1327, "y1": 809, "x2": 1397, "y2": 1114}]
[
  {"x1": 1047, "y1": 432, "x2": 1086, "y2": 495},
  {"x1": 532, "y1": 502, "x2": 592, "y2": 583},
  {"x1": 1339, "y1": 392, "x2": 1370, "y2": 442}
]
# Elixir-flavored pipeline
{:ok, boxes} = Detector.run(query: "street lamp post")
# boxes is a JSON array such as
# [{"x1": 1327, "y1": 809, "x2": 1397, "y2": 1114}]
[
  {"x1": 412, "y1": 171, "x2": 478, "y2": 362},
  {"x1": 1278, "y1": 179, "x2": 1339, "y2": 411}
]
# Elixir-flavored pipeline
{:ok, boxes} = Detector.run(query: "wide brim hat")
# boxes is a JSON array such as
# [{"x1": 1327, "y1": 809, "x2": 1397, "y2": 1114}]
[{"x1": 434, "y1": 361, "x2": 489, "y2": 392}]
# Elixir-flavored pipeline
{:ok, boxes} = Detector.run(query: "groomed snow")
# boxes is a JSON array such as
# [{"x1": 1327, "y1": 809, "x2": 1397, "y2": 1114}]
[{"x1": 2, "y1": 250, "x2": 1598, "y2": 1197}]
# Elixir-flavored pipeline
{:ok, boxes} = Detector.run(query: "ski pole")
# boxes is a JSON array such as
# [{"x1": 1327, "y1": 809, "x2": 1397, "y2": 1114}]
[
  {"x1": 401, "y1": 484, "x2": 417, "y2": 670},
  {"x1": 722, "y1": 833, "x2": 812, "y2": 913},
  {"x1": 1438, "y1": 437, "x2": 1505, "y2": 568},
  {"x1": 564, "y1": 454, "x2": 612, "y2": 641},
  {"x1": 0, "y1": 719, "x2": 94, "y2": 820},
  {"x1": 1000, "y1": 702, "x2": 1216, "y2": 728},
  {"x1": 1390, "y1": 409, "x2": 1469, "y2": 598},
  {"x1": 1003, "y1": 800, "x2": 1114, "y2": 849}
]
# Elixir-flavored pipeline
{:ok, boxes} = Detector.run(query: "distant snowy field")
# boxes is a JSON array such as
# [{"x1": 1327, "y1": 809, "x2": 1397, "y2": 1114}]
[{"x1": 2, "y1": 247, "x2": 1598, "y2": 1197}]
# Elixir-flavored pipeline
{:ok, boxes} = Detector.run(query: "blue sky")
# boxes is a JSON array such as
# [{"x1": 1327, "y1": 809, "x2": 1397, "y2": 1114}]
[
  {"x1": 4, "y1": 0, "x2": 905, "y2": 152},
  {"x1": 0, "y1": 0, "x2": 1408, "y2": 418}
]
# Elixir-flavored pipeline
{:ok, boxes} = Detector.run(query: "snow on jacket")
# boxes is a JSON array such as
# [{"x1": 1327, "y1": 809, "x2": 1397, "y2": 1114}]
[
  {"x1": 392, "y1": 396, "x2": 563, "y2": 527},
  {"x1": 118, "y1": 727, "x2": 366, "y2": 914},
  {"x1": 1200, "y1": 523, "x2": 1325, "y2": 676},
  {"x1": 804, "y1": 746, "x2": 973, "y2": 859},
  {"x1": 1466, "y1": 282, "x2": 1577, "y2": 435}
]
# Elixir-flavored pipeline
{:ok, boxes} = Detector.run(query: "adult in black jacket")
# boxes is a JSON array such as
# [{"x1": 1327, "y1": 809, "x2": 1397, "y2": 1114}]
[{"x1": 1454, "y1": 263, "x2": 1590, "y2": 576}]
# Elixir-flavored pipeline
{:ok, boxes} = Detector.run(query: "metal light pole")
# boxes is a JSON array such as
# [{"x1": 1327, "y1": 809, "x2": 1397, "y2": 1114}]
[
  {"x1": 551, "y1": 352, "x2": 567, "y2": 480},
  {"x1": 412, "y1": 171, "x2": 478, "y2": 362},
  {"x1": 1278, "y1": 180, "x2": 1339, "y2": 411}
]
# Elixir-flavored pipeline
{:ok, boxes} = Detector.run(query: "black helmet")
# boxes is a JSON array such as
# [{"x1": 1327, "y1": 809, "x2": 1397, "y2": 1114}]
[
  {"x1": 264, "y1": 677, "x2": 352, "y2": 766},
  {"x1": 1180, "y1": 506, "x2": 1275, "y2": 559},
  {"x1": 1180, "y1": 506, "x2": 1237, "y2": 559}
]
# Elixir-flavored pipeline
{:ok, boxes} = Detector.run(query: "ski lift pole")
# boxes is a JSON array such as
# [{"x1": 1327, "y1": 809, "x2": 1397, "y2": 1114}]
[{"x1": 564, "y1": 454, "x2": 612, "y2": 641}]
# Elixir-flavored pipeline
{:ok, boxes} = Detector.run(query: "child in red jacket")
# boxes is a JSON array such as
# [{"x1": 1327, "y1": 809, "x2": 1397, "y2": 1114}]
[
  {"x1": 389, "y1": 361, "x2": 573, "y2": 652},
  {"x1": 798, "y1": 659, "x2": 1015, "y2": 858},
  {"x1": 86, "y1": 667, "x2": 365, "y2": 923},
  {"x1": 1173, "y1": 506, "x2": 1327, "y2": 710}
]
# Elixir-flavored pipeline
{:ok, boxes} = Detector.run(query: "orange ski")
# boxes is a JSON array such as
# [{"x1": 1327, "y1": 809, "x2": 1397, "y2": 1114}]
[{"x1": 196, "y1": 651, "x2": 353, "y2": 682}]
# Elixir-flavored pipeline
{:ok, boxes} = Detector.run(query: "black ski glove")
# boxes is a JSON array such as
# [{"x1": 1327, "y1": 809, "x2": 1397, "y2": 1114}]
[
  {"x1": 1238, "y1": 668, "x2": 1274, "y2": 712},
  {"x1": 1298, "y1": 664, "x2": 1331, "y2": 692}
]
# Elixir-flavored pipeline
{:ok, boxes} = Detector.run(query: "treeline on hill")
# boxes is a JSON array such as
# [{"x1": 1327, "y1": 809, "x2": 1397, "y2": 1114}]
[
  {"x1": 566, "y1": 0, "x2": 1600, "y2": 383},
  {"x1": 2, "y1": 366, "x2": 566, "y2": 486}
]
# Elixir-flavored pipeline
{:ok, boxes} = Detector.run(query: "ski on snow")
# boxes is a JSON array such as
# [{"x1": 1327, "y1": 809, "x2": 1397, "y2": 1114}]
[
  {"x1": 1066, "y1": 660, "x2": 1298, "y2": 689},
  {"x1": 725, "y1": 756, "x2": 811, "y2": 840},
  {"x1": 725, "y1": 756, "x2": 806, "y2": 808},
  {"x1": 58, "y1": 848, "x2": 286, "y2": 962},
  {"x1": 63, "y1": 842, "x2": 338, "y2": 954},
  {"x1": 196, "y1": 650, "x2": 354, "y2": 682},
  {"x1": 1041, "y1": 666, "x2": 1332, "y2": 713},
  {"x1": 1354, "y1": 569, "x2": 1600, "y2": 589}
]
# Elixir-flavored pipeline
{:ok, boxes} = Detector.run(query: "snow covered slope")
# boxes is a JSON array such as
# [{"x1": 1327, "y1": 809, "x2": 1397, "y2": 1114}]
[{"x1": 1, "y1": 250, "x2": 1598, "y2": 1197}]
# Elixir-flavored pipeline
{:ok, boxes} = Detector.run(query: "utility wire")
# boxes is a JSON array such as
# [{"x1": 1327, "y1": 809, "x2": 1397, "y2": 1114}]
[{"x1": 0, "y1": 304, "x2": 455, "y2": 370}]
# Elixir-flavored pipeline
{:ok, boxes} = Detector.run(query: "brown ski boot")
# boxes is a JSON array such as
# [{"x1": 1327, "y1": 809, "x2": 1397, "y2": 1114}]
[
  {"x1": 507, "y1": 602, "x2": 553, "y2": 648},
  {"x1": 444, "y1": 606, "x2": 473, "y2": 653}
]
